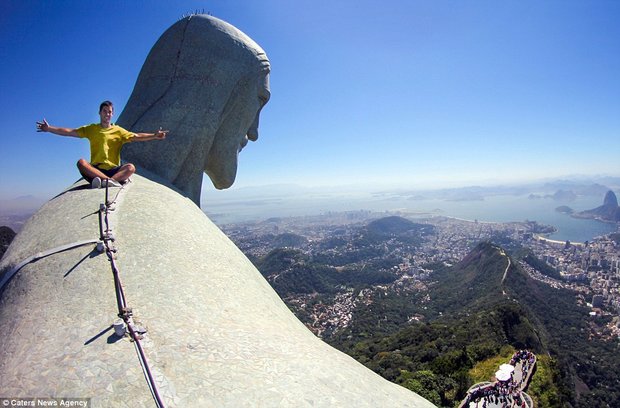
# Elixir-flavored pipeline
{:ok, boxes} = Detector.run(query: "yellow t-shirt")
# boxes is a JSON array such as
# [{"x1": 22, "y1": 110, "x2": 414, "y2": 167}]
[{"x1": 76, "y1": 124, "x2": 134, "y2": 170}]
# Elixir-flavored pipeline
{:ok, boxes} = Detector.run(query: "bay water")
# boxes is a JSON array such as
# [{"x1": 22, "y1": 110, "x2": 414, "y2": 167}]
[{"x1": 205, "y1": 190, "x2": 618, "y2": 243}]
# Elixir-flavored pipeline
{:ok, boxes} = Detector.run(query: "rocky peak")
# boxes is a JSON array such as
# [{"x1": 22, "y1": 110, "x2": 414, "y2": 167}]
[
  {"x1": 574, "y1": 190, "x2": 620, "y2": 222},
  {"x1": 603, "y1": 190, "x2": 618, "y2": 208}
]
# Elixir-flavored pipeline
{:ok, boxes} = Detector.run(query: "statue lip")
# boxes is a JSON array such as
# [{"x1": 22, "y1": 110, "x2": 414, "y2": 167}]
[
  {"x1": 239, "y1": 135, "x2": 250, "y2": 150},
  {"x1": 240, "y1": 117, "x2": 259, "y2": 151}
]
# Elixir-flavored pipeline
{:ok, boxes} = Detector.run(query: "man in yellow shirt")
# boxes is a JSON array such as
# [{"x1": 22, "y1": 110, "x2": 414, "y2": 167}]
[{"x1": 36, "y1": 101, "x2": 168, "y2": 188}]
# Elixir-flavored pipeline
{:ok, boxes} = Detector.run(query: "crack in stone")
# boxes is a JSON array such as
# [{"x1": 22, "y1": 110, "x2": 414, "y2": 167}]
[{"x1": 128, "y1": 16, "x2": 192, "y2": 131}]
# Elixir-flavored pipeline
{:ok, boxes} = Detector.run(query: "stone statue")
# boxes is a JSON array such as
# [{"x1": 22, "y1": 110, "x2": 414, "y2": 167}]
[
  {"x1": 0, "y1": 15, "x2": 435, "y2": 407},
  {"x1": 117, "y1": 14, "x2": 271, "y2": 205}
]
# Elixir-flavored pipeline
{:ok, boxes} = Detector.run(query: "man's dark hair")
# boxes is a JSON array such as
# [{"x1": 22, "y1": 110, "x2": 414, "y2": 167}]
[{"x1": 99, "y1": 100, "x2": 114, "y2": 112}]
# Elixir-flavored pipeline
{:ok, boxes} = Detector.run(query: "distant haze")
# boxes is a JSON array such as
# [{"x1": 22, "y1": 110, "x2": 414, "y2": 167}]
[{"x1": 203, "y1": 176, "x2": 620, "y2": 243}]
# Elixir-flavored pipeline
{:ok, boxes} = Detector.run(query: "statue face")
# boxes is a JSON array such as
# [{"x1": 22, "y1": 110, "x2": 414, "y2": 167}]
[
  {"x1": 244, "y1": 73, "x2": 271, "y2": 144},
  {"x1": 206, "y1": 70, "x2": 270, "y2": 190},
  {"x1": 118, "y1": 15, "x2": 272, "y2": 204}
]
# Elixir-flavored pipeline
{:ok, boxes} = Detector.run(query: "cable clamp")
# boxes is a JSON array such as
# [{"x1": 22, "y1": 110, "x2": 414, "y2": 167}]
[{"x1": 119, "y1": 307, "x2": 133, "y2": 320}]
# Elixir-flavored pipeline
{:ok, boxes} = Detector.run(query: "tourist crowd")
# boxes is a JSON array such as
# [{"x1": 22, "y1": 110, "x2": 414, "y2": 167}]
[
  {"x1": 464, "y1": 383, "x2": 527, "y2": 408},
  {"x1": 463, "y1": 350, "x2": 536, "y2": 408},
  {"x1": 510, "y1": 349, "x2": 535, "y2": 386}
]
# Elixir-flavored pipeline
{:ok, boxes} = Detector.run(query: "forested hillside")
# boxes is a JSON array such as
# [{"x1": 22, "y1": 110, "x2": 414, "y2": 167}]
[{"x1": 246, "y1": 217, "x2": 620, "y2": 407}]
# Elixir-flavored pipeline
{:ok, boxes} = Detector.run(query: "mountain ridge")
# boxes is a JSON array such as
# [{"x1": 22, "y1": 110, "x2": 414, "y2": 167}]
[{"x1": 334, "y1": 242, "x2": 548, "y2": 406}]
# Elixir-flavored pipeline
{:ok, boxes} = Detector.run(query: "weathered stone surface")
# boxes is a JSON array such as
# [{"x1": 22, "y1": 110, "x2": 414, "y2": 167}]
[
  {"x1": 0, "y1": 15, "x2": 435, "y2": 408},
  {"x1": 118, "y1": 14, "x2": 271, "y2": 205},
  {"x1": 0, "y1": 177, "x2": 435, "y2": 407}
]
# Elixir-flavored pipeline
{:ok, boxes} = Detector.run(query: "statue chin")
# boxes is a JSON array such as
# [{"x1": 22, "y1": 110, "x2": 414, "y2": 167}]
[
  {"x1": 210, "y1": 173, "x2": 236, "y2": 190},
  {"x1": 206, "y1": 149, "x2": 239, "y2": 190}
]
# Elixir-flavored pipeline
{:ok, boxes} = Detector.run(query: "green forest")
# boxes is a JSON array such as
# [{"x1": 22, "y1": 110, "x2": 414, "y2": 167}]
[{"x1": 251, "y1": 218, "x2": 620, "y2": 407}]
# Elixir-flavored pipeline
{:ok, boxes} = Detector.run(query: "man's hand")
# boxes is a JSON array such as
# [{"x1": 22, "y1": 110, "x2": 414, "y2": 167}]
[
  {"x1": 154, "y1": 127, "x2": 168, "y2": 139},
  {"x1": 36, "y1": 118, "x2": 49, "y2": 132},
  {"x1": 35, "y1": 120, "x2": 79, "y2": 137}
]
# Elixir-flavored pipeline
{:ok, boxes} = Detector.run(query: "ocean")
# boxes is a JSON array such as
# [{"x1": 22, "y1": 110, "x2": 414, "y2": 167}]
[{"x1": 204, "y1": 190, "x2": 618, "y2": 243}]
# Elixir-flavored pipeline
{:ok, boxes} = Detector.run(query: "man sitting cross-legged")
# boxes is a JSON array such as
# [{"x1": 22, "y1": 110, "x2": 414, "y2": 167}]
[{"x1": 36, "y1": 100, "x2": 168, "y2": 188}]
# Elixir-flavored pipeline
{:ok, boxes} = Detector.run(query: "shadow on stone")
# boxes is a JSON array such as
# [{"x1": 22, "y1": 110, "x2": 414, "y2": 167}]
[
  {"x1": 84, "y1": 324, "x2": 113, "y2": 346},
  {"x1": 106, "y1": 333, "x2": 124, "y2": 344},
  {"x1": 51, "y1": 180, "x2": 91, "y2": 201},
  {"x1": 63, "y1": 249, "x2": 101, "y2": 278}
]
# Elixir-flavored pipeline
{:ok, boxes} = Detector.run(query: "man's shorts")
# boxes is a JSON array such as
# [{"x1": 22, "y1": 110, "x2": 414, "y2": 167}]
[{"x1": 79, "y1": 164, "x2": 123, "y2": 183}]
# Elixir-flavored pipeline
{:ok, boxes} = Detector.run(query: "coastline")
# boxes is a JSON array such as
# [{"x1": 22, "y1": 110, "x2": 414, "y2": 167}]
[
  {"x1": 571, "y1": 213, "x2": 620, "y2": 225},
  {"x1": 436, "y1": 215, "x2": 500, "y2": 225},
  {"x1": 534, "y1": 234, "x2": 585, "y2": 246}
]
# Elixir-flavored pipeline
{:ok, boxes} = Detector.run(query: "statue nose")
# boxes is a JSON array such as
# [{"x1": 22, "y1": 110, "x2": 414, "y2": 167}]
[{"x1": 247, "y1": 128, "x2": 258, "y2": 141}]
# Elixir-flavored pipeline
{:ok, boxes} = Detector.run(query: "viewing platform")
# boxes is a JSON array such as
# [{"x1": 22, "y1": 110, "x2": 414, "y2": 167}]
[{"x1": 459, "y1": 350, "x2": 537, "y2": 408}]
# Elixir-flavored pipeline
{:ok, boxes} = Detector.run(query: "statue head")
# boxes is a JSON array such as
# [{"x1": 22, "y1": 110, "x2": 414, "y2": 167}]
[{"x1": 117, "y1": 14, "x2": 270, "y2": 205}]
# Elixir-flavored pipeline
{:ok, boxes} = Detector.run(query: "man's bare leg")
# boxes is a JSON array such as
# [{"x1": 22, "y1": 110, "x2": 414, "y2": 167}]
[
  {"x1": 77, "y1": 160, "x2": 135, "y2": 184},
  {"x1": 110, "y1": 164, "x2": 136, "y2": 183},
  {"x1": 77, "y1": 159, "x2": 108, "y2": 180}
]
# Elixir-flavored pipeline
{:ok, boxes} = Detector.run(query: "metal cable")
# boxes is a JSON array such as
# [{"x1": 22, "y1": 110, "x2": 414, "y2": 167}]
[
  {"x1": 1, "y1": 181, "x2": 167, "y2": 407},
  {"x1": 0, "y1": 239, "x2": 100, "y2": 292},
  {"x1": 100, "y1": 182, "x2": 167, "y2": 408}
]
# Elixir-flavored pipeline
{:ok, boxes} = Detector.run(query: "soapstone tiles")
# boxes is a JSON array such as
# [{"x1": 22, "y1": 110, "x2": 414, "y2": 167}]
[{"x1": 0, "y1": 176, "x2": 436, "y2": 407}]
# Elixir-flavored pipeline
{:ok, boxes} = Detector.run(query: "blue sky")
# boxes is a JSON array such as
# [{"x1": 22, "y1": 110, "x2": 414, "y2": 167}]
[{"x1": 1, "y1": 0, "x2": 619, "y2": 204}]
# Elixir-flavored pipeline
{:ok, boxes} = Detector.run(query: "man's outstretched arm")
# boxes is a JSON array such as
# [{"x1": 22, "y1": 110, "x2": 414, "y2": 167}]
[
  {"x1": 36, "y1": 119, "x2": 80, "y2": 137},
  {"x1": 130, "y1": 128, "x2": 168, "y2": 142}
]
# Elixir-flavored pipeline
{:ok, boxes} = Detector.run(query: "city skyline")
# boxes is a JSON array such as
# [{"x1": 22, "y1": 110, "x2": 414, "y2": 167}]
[{"x1": 1, "y1": 1, "x2": 619, "y2": 205}]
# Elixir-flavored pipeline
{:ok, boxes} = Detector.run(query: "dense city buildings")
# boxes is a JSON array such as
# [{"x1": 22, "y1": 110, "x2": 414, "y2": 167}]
[{"x1": 220, "y1": 211, "x2": 620, "y2": 341}]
